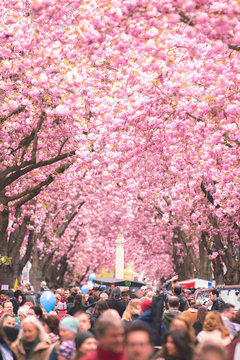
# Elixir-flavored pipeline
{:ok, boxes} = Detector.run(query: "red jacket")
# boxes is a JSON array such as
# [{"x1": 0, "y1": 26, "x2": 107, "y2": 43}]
[{"x1": 80, "y1": 347, "x2": 127, "y2": 360}]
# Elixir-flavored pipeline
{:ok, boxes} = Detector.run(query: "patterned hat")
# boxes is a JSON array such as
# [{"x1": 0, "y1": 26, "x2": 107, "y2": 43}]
[{"x1": 57, "y1": 340, "x2": 76, "y2": 359}]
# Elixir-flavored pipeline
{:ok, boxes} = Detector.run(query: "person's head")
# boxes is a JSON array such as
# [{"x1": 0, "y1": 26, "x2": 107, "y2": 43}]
[
  {"x1": 121, "y1": 291, "x2": 130, "y2": 302},
  {"x1": 2, "y1": 301, "x2": 13, "y2": 315},
  {"x1": 17, "y1": 305, "x2": 30, "y2": 323},
  {"x1": 100, "y1": 293, "x2": 109, "y2": 301},
  {"x1": 219, "y1": 303, "x2": 235, "y2": 320},
  {"x1": 136, "y1": 290, "x2": 143, "y2": 299},
  {"x1": 40, "y1": 281, "x2": 47, "y2": 290},
  {"x1": 170, "y1": 314, "x2": 195, "y2": 343},
  {"x1": 95, "y1": 312, "x2": 124, "y2": 353},
  {"x1": 111, "y1": 287, "x2": 121, "y2": 299},
  {"x1": 21, "y1": 316, "x2": 47, "y2": 343},
  {"x1": 140, "y1": 300, "x2": 152, "y2": 314},
  {"x1": 196, "y1": 306, "x2": 208, "y2": 324},
  {"x1": 75, "y1": 331, "x2": 97, "y2": 357},
  {"x1": 74, "y1": 311, "x2": 91, "y2": 332},
  {"x1": 17, "y1": 294, "x2": 26, "y2": 305},
  {"x1": 168, "y1": 296, "x2": 180, "y2": 310},
  {"x1": 91, "y1": 300, "x2": 109, "y2": 319},
  {"x1": 57, "y1": 340, "x2": 76, "y2": 360},
  {"x1": 0, "y1": 290, "x2": 8, "y2": 302},
  {"x1": 28, "y1": 305, "x2": 43, "y2": 319},
  {"x1": 173, "y1": 286, "x2": 182, "y2": 296},
  {"x1": 64, "y1": 289, "x2": 71, "y2": 299},
  {"x1": 162, "y1": 329, "x2": 195, "y2": 360},
  {"x1": 122, "y1": 299, "x2": 141, "y2": 322},
  {"x1": 42, "y1": 314, "x2": 60, "y2": 335},
  {"x1": 145, "y1": 291, "x2": 155, "y2": 299},
  {"x1": 125, "y1": 323, "x2": 153, "y2": 360},
  {"x1": 209, "y1": 289, "x2": 219, "y2": 301},
  {"x1": 73, "y1": 294, "x2": 83, "y2": 306},
  {"x1": 182, "y1": 289, "x2": 191, "y2": 298},
  {"x1": 2, "y1": 314, "x2": 15, "y2": 327},
  {"x1": 59, "y1": 317, "x2": 79, "y2": 341},
  {"x1": 203, "y1": 311, "x2": 230, "y2": 338},
  {"x1": 194, "y1": 342, "x2": 227, "y2": 360}
]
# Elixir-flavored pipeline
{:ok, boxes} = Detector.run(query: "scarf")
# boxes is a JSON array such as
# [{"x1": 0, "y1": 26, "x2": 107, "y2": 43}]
[
  {"x1": 22, "y1": 337, "x2": 39, "y2": 360},
  {"x1": 0, "y1": 343, "x2": 14, "y2": 360}
]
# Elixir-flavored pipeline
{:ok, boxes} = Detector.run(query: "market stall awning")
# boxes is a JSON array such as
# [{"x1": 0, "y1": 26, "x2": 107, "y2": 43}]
[{"x1": 94, "y1": 277, "x2": 146, "y2": 288}]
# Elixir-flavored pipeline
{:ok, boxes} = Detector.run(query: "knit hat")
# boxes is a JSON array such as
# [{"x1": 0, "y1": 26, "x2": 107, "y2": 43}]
[
  {"x1": 57, "y1": 298, "x2": 67, "y2": 310},
  {"x1": 75, "y1": 331, "x2": 94, "y2": 349},
  {"x1": 57, "y1": 340, "x2": 76, "y2": 359},
  {"x1": 6, "y1": 290, "x2": 14, "y2": 298},
  {"x1": 140, "y1": 299, "x2": 152, "y2": 313},
  {"x1": 59, "y1": 317, "x2": 79, "y2": 334}
]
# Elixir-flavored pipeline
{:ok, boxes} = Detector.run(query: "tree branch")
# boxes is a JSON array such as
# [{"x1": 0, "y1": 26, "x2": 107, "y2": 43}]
[
  {"x1": 2, "y1": 150, "x2": 75, "y2": 190},
  {"x1": 201, "y1": 182, "x2": 220, "y2": 208},
  {"x1": 10, "y1": 162, "x2": 73, "y2": 208},
  {"x1": 186, "y1": 112, "x2": 203, "y2": 122},
  {"x1": 228, "y1": 44, "x2": 240, "y2": 51},
  {"x1": 0, "y1": 105, "x2": 26, "y2": 124}
]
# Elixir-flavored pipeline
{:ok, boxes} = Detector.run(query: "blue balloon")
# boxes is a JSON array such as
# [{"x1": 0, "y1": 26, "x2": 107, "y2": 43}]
[
  {"x1": 89, "y1": 273, "x2": 96, "y2": 282},
  {"x1": 81, "y1": 285, "x2": 89, "y2": 294},
  {"x1": 100, "y1": 285, "x2": 106, "y2": 290},
  {"x1": 40, "y1": 291, "x2": 56, "y2": 313}
]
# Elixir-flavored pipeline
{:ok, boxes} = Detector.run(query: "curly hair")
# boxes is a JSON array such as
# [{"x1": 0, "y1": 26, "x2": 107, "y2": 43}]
[{"x1": 122, "y1": 299, "x2": 141, "y2": 322}]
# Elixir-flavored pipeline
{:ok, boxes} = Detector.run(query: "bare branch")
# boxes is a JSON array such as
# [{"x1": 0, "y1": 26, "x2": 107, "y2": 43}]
[
  {"x1": 186, "y1": 112, "x2": 203, "y2": 122},
  {"x1": 228, "y1": 44, "x2": 240, "y2": 51},
  {"x1": 58, "y1": 138, "x2": 70, "y2": 156}
]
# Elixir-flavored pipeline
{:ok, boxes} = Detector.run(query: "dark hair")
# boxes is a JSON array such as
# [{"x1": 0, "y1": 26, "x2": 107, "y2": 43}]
[
  {"x1": 168, "y1": 296, "x2": 180, "y2": 308},
  {"x1": 111, "y1": 287, "x2": 121, "y2": 299},
  {"x1": 125, "y1": 322, "x2": 152, "y2": 344},
  {"x1": 210, "y1": 289, "x2": 219, "y2": 297},
  {"x1": 219, "y1": 303, "x2": 234, "y2": 313},
  {"x1": 91, "y1": 300, "x2": 109, "y2": 319},
  {"x1": 42, "y1": 315, "x2": 60, "y2": 335},
  {"x1": 30, "y1": 306, "x2": 43, "y2": 319},
  {"x1": 197, "y1": 306, "x2": 208, "y2": 324},
  {"x1": 162, "y1": 329, "x2": 194, "y2": 360},
  {"x1": 73, "y1": 294, "x2": 83, "y2": 307},
  {"x1": 67, "y1": 295, "x2": 74, "y2": 304},
  {"x1": 173, "y1": 286, "x2": 181, "y2": 296}
]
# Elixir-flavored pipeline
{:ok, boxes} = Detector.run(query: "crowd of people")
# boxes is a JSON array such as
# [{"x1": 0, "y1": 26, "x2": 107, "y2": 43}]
[{"x1": 0, "y1": 275, "x2": 239, "y2": 360}]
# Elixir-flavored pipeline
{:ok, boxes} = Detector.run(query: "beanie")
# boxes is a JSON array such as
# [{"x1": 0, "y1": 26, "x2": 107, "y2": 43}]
[
  {"x1": 140, "y1": 299, "x2": 152, "y2": 313},
  {"x1": 57, "y1": 340, "x2": 76, "y2": 359},
  {"x1": 59, "y1": 317, "x2": 79, "y2": 334},
  {"x1": 57, "y1": 298, "x2": 67, "y2": 311},
  {"x1": 75, "y1": 331, "x2": 94, "y2": 349},
  {"x1": 6, "y1": 290, "x2": 14, "y2": 298}
]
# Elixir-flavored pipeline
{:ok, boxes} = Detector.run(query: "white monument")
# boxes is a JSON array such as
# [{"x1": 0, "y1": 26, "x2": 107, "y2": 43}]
[{"x1": 115, "y1": 231, "x2": 124, "y2": 279}]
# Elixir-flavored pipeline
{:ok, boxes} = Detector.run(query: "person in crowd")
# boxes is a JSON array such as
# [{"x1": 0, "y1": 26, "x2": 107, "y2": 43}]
[
  {"x1": 219, "y1": 303, "x2": 238, "y2": 338},
  {"x1": 2, "y1": 301, "x2": 14, "y2": 316},
  {"x1": 209, "y1": 290, "x2": 225, "y2": 311},
  {"x1": 0, "y1": 314, "x2": 15, "y2": 328},
  {"x1": 56, "y1": 299, "x2": 68, "y2": 318},
  {"x1": 121, "y1": 291, "x2": 130, "y2": 304},
  {"x1": 194, "y1": 342, "x2": 227, "y2": 360},
  {"x1": 11, "y1": 316, "x2": 51, "y2": 359},
  {"x1": 42, "y1": 314, "x2": 60, "y2": 345},
  {"x1": 162, "y1": 296, "x2": 181, "y2": 330},
  {"x1": 49, "y1": 317, "x2": 79, "y2": 360},
  {"x1": 72, "y1": 331, "x2": 97, "y2": 359},
  {"x1": 17, "y1": 294, "x2": 26, "y2": 307},
  {"x1": 134, "y1": 300, "x2": 152, "y2": 328},
  {"x1": 182, "y1": 289, "x2": 193, "y2": 304},
  {"x1": 68, "y1": 295, "x2": 86, "y2": 316},
  {"x1": 82, "y1": 294, "x2": 90, "y2": 307},
  {"x1": 122, "y1": 299, "x2": 141, "y2": 326},
  {"x1": 90, "y1": 300, "x2": 109, "y2": 329},
  {"x1": 197, "y1": 311, "x2": 232, "y2": 346},
  {"x1": 64, "y1": 290, "x2": 71, "y2": 300},
  {"x1": 0, "y1": 325, "x2": 17, "y2": 359},
  {"x1": 145, "y1": 291, "x2": 156, "y2": 300},
  {"x1": 183, "y1": 301, "x2": 201, "y2": 325},
  {"x1": 107, "y1": 287, "x2": 126, "y2": 317},
  {"x1": 170, "y1": 314, "x2": 196, "y2": 343},
  {"x1": 28, "y1": 305, "x2": 43, "y2": 321},
  {"x1": 74, "y1": 312, "x2": 91, "y2": 332},
  {"x1": 17, "y1": 306, "x2": 30, "y2": 325},
  {"x1": 125, "y1": 323, "x2": 154, "y2": 360},
  {"x1": 226, "y1": 332, "x2": 240, "y2": 360},
  {"x1": 80, "y1": 311, "x2": 126, "y2": 360},
  {"x1": 193, "y1": 306, "x2": 208, "y2": 336},
  {"x1": 100, "y1": 293, "x2": 108, "y2": 301},
  {"x1": 156, "y1": 328, "x2": 195, "y2": 360},
  {"x1": 1, "y1": 291, "x2": 19, "y2": 315},
  {"x1": 66, "y1": 296, "x2": 74, "y2": 312},
  {"x1": 57, "y1": 340, "x2": 76, "y2": 360},
  {"x1": 162, "y1": 276, "x2": 189, "y2": 312}
]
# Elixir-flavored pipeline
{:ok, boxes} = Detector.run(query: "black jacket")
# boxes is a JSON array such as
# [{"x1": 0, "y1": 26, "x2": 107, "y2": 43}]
[{"x1": 151, "y1": 294, "x2": 164, "y2": 346}]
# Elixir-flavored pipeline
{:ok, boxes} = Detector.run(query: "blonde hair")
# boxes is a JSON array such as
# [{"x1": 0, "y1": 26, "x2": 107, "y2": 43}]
[
  {"x1": 122, "y1": 299, "x2": 141, "y2": 321},
  {"x1": 203, "y1": 311, "x2": 230, "y2": 338},
  {"x1": 146, "y1": 291, "x2": 156, "y2": 299},
  {"x1": 170, "y1": 314, "x2": 196, "y2": 343}
]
